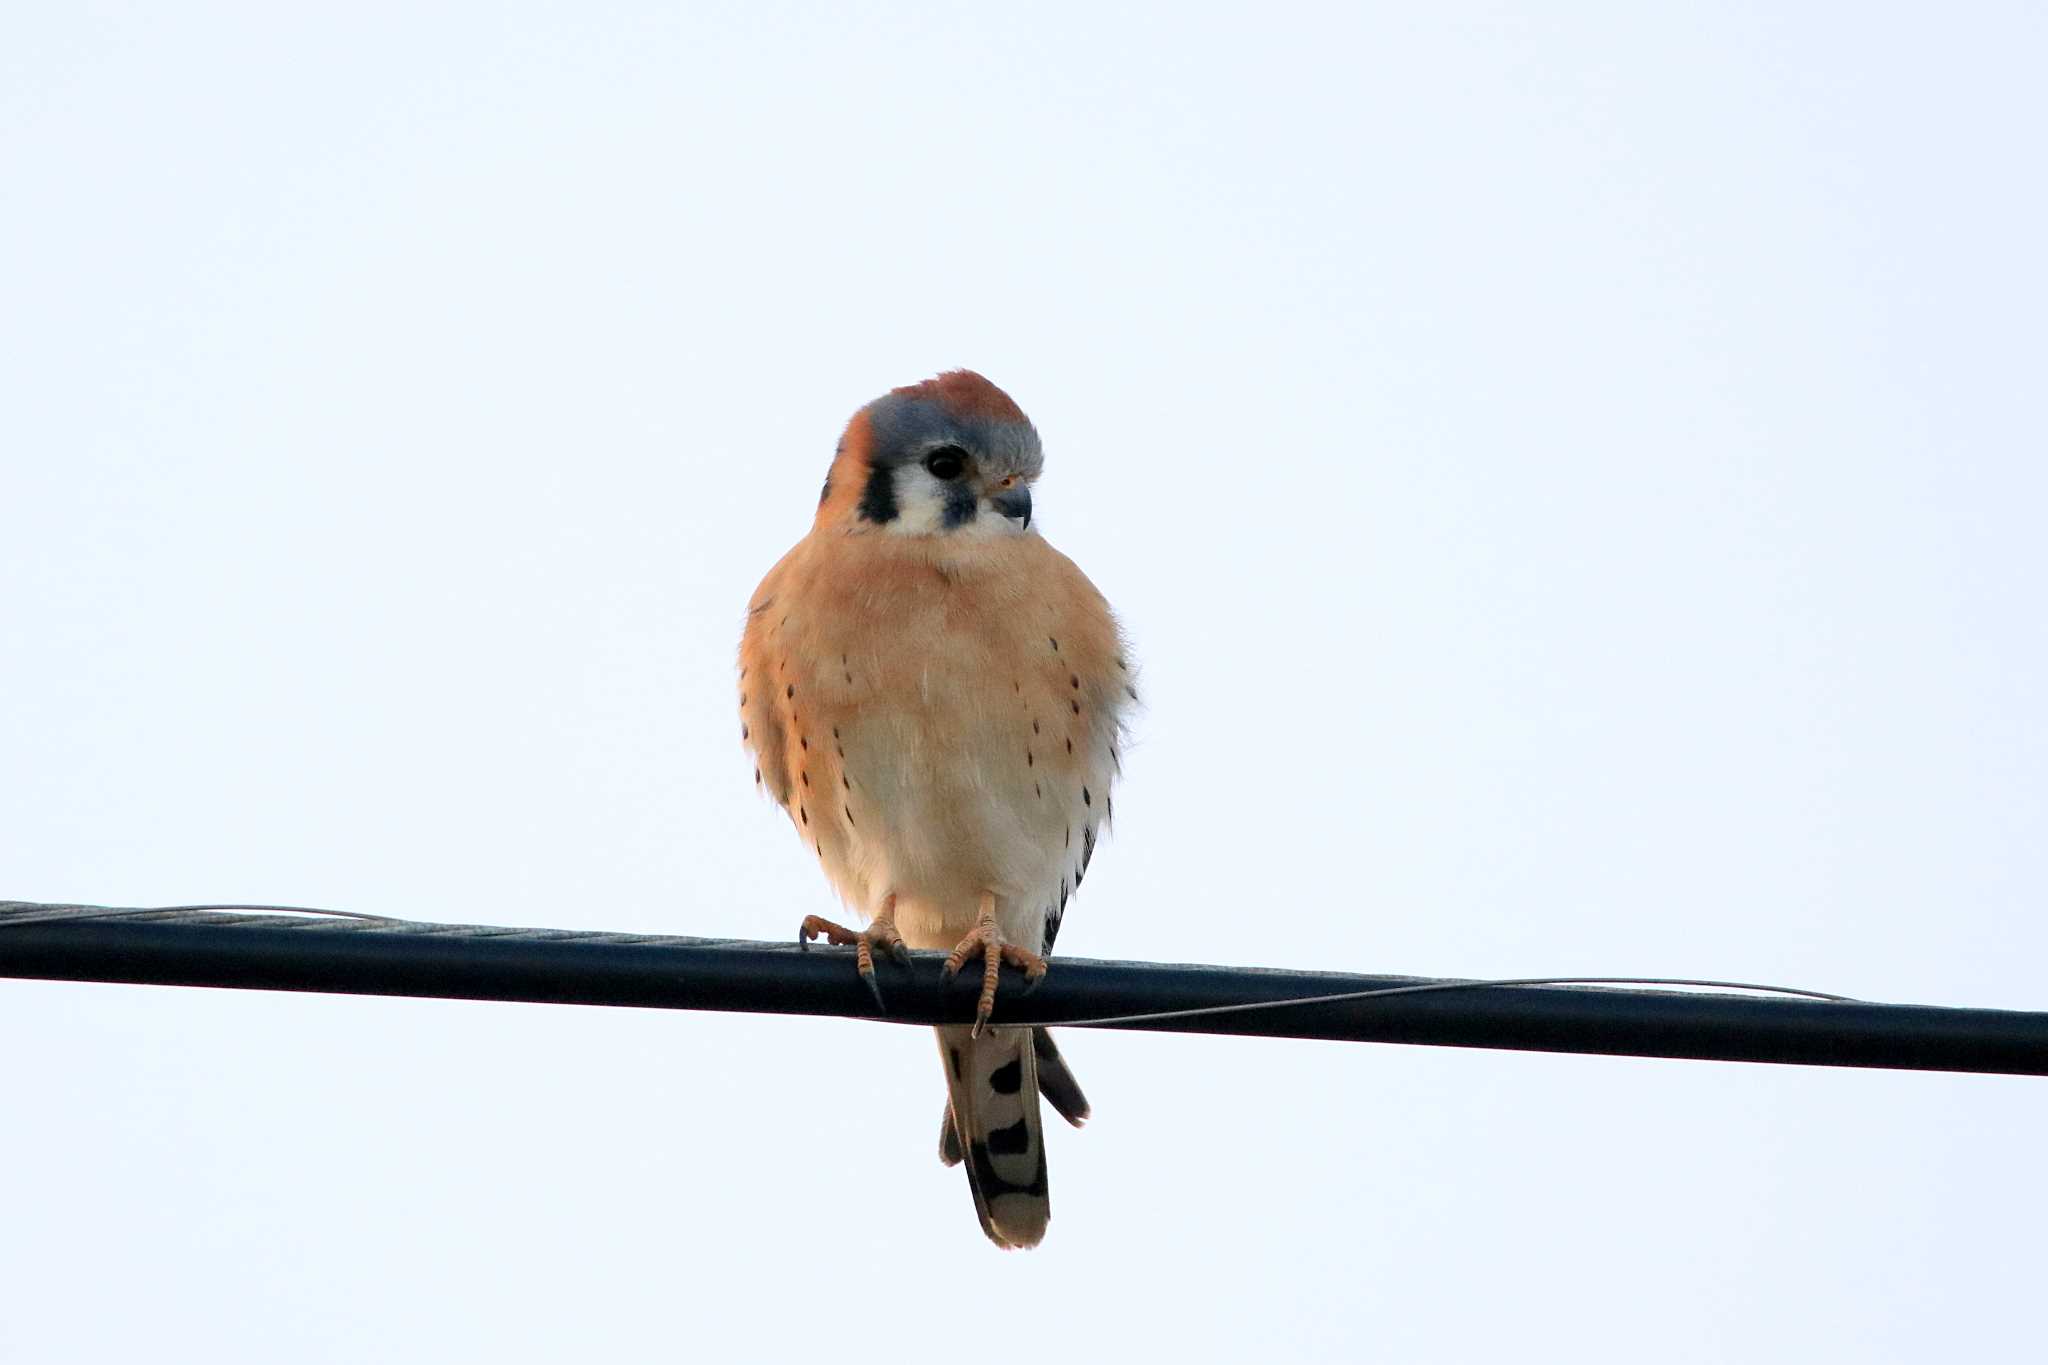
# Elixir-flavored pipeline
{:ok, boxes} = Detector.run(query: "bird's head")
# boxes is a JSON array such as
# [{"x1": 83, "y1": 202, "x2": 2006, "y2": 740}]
[{"x1": 816, "y1": 371, "x2": 1043, "y2": 537}]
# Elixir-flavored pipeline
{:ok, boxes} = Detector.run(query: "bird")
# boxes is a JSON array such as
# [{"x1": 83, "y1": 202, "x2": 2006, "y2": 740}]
[{"x1": 738, "y1": 370, "x2": 1135, "y2": 1248}]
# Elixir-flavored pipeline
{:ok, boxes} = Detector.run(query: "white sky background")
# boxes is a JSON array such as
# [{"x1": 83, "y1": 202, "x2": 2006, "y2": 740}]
[{"x1": 3, "y1": 3, "x2": 2044, "y2": 1359}]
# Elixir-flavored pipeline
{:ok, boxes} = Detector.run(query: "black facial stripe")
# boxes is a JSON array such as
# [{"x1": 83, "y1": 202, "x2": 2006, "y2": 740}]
[
  {"x1": 941, "y1": 481, "x2": 978, "y2": 528},
  {"x1": 857, "y1": 462, "x2": 898, "y2": 524}
]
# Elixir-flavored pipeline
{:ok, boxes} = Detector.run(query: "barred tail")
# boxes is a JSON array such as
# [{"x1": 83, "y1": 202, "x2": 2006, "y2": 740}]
[{"x1": 934, "y1": 1025, "x2": 1049, "y2": 1249}]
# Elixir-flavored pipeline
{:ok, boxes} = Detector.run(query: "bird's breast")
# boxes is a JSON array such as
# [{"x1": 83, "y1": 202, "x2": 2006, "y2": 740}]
[{"x1": 745, "y1": 533, "x2": 1131, "y2": 947}]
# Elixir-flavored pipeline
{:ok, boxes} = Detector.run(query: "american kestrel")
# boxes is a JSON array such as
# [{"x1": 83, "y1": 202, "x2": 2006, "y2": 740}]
[{"x1": 739, "y1": 371, "x2": 1134, "y2": 1249}]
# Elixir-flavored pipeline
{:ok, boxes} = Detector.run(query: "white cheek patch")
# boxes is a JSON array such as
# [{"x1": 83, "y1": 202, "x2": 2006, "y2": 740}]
[
  {"x1": 882, "y1": 501, "x2": 1031, "y2": 538},
  {"x1": 881, "y1": 469, "x2": 1030, "y2": 538},
  {"x1": 947, "y1": 509, "x2": 1030, "y2": 539},
  {"x1": 882, "y1": 482, "x2": 947, "y2": 535}
]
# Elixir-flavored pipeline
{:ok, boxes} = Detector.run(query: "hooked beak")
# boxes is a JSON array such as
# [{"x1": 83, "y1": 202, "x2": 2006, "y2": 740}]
[{"x1": 989, "y1": 485, "x2": 1032, "y2": 530}]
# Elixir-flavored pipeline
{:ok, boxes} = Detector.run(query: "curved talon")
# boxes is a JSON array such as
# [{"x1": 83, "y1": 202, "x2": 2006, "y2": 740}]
[
  {"x1": 798, "y1": 901, "x2": 904, "y2": 1013},
  {"x1": 943, "y1": 896, "x2": 1049, "y2": 1037},
  {"x1": 858, "y1": 959, "x2": 887, "y2": 1010},
  {"x1": 798, "y1": 913, "x2": 860, "y2": 947}
]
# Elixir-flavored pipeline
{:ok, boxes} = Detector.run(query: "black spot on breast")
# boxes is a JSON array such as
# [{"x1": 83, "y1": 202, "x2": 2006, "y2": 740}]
[
  {"x1": 844, "y1": 805, "x2": 854, "y2": 826},
  {"x1": 1082, "y1": 825, "x2": 1097, "y2": 872},
  {"x1": 949, "y1": 1047, "x2": 964, "y2": 1081},
  {"x1": 740, "y1": 724, "x2": 748, "y2": 740},
  {"x1": 1071, "y1": 700, "x2": 1081, "y2": 715},
  {"x1": 1027, "y1": 751, "x2": 1034, "y2": 767},
  {"x1": 1032, "y1": 719, "x2": 1039, "y2": 735},
  {"x1": 858, "y1": 461, "x2": 899, "y2": 524},
  {"x1": 986, "y1": 1118, "x2": 1031, "y2": 1156},
  {"x1": 842, "y1": 774, "x2": 850, "y2": 789},
  {"x1": 800, "y1": 770, "x2": 809, "y2": 787},
  {"x1": 1034, "y1": 782, "x2": 1041, "y2": 798},
  {"x1": 800, "y1": 806, "x2": 808, "y2": 824},
  {"x1": 800, "y1": 737, "x2": 808, "y2": 751},
  {"x1": 787, "y1": 684, "x2": 796, "y2": 699},
  {"x1": 1065, "y1": 737, "x2": 1072, "y2": 754},
  {"x1": 1070, "y1": 674, "x2": 1079, "y2": 689},
  {"x1": 819, "y1": 475, "x2": 833, "y2": 505},
  {"x1": 1049, "y1": 637, "x2": 1059, "y2": 652},
  {"x1": 1082, "y1": 787, "x2": 1091, "y2": 807},
  {"x1": 989, "y1": 1057, "x2": 1023, "y2": 1095}
]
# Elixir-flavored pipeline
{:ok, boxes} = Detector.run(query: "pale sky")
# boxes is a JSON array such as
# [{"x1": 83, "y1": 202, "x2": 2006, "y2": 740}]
[{"x1": 3, "y1": 4, "x2": 2045, "y2": 1361}]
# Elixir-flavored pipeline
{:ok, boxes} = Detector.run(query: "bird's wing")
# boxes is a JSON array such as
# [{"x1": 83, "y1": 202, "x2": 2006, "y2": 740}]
[{"x1": 739, "y1": 549, "x2": 797, "y2": 811}]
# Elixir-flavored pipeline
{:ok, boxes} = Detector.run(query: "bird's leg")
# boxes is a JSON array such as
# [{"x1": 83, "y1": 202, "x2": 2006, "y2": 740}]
[
  {"x1": 942, "y1": 891, "x2": 1048, "y2": 1037},
  {"x1": 799, "y1": 893, "x2": 910, "y2": 1009}
]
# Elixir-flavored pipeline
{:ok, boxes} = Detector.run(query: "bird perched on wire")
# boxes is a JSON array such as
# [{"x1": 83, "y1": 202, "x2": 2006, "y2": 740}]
[{"x1": 739, "y1": 370, "x2": 1135, "y2": 1248}]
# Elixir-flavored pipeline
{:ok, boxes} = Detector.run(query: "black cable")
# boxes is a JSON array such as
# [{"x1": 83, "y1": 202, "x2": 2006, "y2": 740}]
[{"x1": 2, "y1": 900, "x2": 2043, "y2": 1076}]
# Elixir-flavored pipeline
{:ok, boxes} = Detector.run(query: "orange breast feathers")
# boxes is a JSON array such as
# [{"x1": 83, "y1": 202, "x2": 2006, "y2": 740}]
[{"x1": 738, "y1": 529, "x2": 1132, "y2": 943}]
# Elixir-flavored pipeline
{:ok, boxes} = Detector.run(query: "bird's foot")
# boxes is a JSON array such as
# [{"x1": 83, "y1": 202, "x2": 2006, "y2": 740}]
[
  {"x1": 798, "y1": 904, "x2": 910, "y2": 1009},
  {"x1": 942, "y1": 896, "x2": 1047, "y2": 1037}
]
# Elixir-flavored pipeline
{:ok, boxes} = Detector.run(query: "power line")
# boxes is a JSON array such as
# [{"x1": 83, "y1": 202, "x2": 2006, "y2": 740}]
[{"x1": 3, "y1": 900, "x2": 2044, "y2": 1076}]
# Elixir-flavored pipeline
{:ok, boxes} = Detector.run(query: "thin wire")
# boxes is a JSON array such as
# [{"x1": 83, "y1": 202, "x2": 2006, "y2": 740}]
[
  {"x1": 148, "y1": 903, "x2": 404, "y2": 922},
  {"x1": 1045, "y1": 975, "x2": 1865, "y2": 1030},
  {"x1": 0, "y1": 903, "x2": 408, "y2": 927}
]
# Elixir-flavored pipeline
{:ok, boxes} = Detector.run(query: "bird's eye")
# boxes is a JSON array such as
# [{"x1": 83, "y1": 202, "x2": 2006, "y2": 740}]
[{"x1": 924, "y1": 446, "x2": 967, "y2": 481}]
